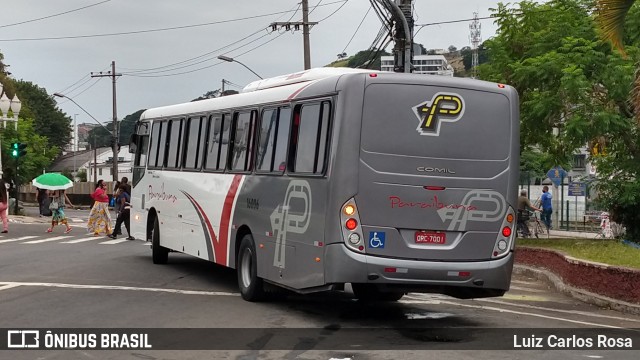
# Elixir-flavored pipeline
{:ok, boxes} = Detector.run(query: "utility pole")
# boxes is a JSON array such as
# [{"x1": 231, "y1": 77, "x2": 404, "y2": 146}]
[
  {"x1": 469, "y1": 12, "x2": 482, "y2": 79},
  {"x1": 221, "y1": 79, "x2": 225, "y2": 93},
  {"x1": 270, "y1": 0, "x2": 317, "y2": 70},
  {"x1": 91, "y1": 60, "x2": 121, "y2": 182},
  {"x1": 377, "y1": 0, "x2": 413, "y2": 73}
]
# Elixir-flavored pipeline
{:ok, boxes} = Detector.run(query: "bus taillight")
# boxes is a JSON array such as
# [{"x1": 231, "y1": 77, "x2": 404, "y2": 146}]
[
  {"x1": 501, "y1": 226, "x2": 511, "y2": 237},
  {"x1": 492, "y1": 207, "x2": 516, "y2": 259},
  {"x1": 341, "y1": 198, "x2": 365, "y2": 254}
]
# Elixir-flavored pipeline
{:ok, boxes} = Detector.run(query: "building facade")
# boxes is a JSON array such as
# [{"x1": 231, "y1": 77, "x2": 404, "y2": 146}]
[{"x1": 380, "y1": 54, "x2": 454, "y2": 76}]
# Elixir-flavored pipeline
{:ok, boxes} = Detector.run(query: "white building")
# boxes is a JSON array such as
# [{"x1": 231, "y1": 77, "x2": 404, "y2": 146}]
[
  {"x1": 380, "y1": 54, "x2": 454, "y2": 76},
  {"x1": 50, "y1": 145, "x2": 132, "y2": 182}
]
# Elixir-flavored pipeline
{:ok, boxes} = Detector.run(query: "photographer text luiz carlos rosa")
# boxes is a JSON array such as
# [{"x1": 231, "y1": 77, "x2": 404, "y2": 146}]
[{"x1": 513, "y1": 333, "x2": 634, "y2": 350}]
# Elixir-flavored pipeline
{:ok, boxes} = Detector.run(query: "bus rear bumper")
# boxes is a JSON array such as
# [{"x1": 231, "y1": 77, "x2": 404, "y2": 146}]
[{"x1": 324, "y1": 243, "x2": 514, "y2": 299}]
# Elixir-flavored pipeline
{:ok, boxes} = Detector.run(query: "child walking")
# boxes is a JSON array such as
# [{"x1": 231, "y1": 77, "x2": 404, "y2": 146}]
[{"x1": 47, "y1": 189, "x2": 75, "y2": 234}]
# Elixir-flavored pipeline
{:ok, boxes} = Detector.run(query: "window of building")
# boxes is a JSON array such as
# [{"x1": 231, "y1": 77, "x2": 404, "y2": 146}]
[
  {"x1": 573, "y1": 154, "x2": 586, "y2": 169},
  {"x1": 291, "y1": 101, "x2": 331, "y2": 175},
  {"x1": 165, "y1": 119, "x2": 183, "y2": 169},
  {"x1": 230, "y1": 110, "x2": 256, "y2": 172},
  {"x1": 256, "y1": 107, "x2": 291, "y2": 173}
]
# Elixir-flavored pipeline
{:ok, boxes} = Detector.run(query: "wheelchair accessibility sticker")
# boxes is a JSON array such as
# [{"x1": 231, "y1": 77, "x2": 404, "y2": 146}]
[{"x1": 369, "y1": 232, "x2": 385, "y2": 248}]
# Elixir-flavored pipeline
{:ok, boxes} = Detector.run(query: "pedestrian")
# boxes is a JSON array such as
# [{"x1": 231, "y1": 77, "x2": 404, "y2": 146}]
[
  {"x1": 517, "y1": 189, "x2": 541, "y2": 237},
  {"x1": 540, "y1": 185, "x2": 553, "y2": 230},
  {"x1": 46, "y1": 189, "x2": 74, "y2": 234},
  {"x1": 87, "y1": 180, "x2": 113, "y2": 236},
  {"x1": 120, "y1": 176, "x2": 131, "y2": 195},
  {"x1": 0, "y1": 179, "x2": 9, "y2": 233},
  {"x1": 36, "y1": 186, "x2": 51, "y2": 217},
  {"x1": 109, "y1": 184, "x2": 134, "y2": 240}
]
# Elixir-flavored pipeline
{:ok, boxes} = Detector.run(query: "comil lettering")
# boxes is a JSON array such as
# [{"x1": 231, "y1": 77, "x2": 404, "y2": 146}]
[{"x1": 417, "y1": 167, "x2": 456, "y2": 174}]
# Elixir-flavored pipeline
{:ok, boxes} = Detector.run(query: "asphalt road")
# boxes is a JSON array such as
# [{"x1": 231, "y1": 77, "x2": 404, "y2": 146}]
[{"x1": 1, "y1": 221, "x2": 639, "y2": 359}]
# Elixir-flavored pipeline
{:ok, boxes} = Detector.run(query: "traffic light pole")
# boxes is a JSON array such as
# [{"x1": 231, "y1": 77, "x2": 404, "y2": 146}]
[{"x1": 14, "y1": 157, "x2": 19, "y2": 215}]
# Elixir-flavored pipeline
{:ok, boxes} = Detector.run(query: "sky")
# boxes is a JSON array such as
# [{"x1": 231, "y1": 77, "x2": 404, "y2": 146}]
[{"x1": 0, "y1": 0, "x2": 505, "y2": 127}]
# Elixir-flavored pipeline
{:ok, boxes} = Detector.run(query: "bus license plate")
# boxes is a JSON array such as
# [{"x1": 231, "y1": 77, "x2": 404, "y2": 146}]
[{"x1": 415, "y1": 231, "x2": 446, "y2": 244}]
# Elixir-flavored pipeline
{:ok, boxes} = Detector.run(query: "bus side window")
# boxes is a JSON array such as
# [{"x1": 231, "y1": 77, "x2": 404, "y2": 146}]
[
  {"x1": 256, "y1": 108, "x2": 277, "y2": 172},
  {"x1": 219, "y1": 114, "x2": 231, "y2": 170},
  {"x1": 183, "y1": 116, "x2": 203, "y2": 170},
  {"x1": 230, "y1": 110, "x2": 256, "y2": 172},
  {"x1": 291, "y1": 101, "x2": 331, "y2": 175},
  {"x1": 149, "y1": 121, "x2": 166, "y2": 168},
  {"x1": 274, "y1": 107, "x2": 291, "y2": 173},
  {"x1": 166, "y1": 118, "x2": 183, "y2": 169}
]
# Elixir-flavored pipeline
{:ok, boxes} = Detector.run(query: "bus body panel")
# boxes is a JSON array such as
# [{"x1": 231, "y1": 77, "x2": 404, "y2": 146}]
[{"x1": 130, "y1": 69, "x2": 518, "y2": 298}]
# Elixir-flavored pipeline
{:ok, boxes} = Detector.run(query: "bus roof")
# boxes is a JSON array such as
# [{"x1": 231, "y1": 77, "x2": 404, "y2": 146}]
[{"x1": 140, "y1": 67, "x2": 377, "y2": 120}]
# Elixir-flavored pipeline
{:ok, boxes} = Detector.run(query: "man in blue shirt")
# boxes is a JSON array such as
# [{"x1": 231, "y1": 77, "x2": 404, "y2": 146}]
[{"x1": 540, "y1": 185, "x2": 553, "y2": 230}]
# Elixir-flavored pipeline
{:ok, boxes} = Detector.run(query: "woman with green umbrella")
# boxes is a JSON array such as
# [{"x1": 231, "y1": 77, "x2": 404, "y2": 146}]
[{"x1": 32, "y1": 173, "x2": 76, "y2": 234}]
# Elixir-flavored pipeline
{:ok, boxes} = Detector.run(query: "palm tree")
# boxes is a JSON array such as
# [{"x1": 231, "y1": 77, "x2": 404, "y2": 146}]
[{"x1": 596, "y1": 0, "x2": 640, "y2": 121}]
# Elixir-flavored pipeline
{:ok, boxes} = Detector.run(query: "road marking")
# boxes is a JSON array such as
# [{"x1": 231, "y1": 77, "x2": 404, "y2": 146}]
[
  {"x1": 407, "y1": 296, "x2": 625, "y2": 329},
  {"x1": 24, "y1": 236, "x2": 73, "y2": 244},
  {"x1": 0, "y1": 281, "x2": 239, "y2": 297},
  {"x1": 508, "y1": 285, "x2": 545, "y2": 293},
  {"x1": 61, "y1": 236, "x2": 102, "y2": 244},
  {"x1": 0, "y1": 236, "x2": 38, "y2": 244},
  {"x1": 0, "y1": 284, "x2": 21, "y2": 291},
  {"x1": 99, "y1": 238, "x2": 128, "y2": 245}
]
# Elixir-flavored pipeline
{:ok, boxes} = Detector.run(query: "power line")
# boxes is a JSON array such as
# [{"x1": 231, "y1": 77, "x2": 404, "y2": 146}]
[
  {"x1": 0, "y1": 0, "x2": 112, "y2": 29},
  {"x1": 0, "y1": 0, "x2": 347, "y2": 42},
  {"x1": 341, "y1": 6, "x2": 372, "y2": 55}
]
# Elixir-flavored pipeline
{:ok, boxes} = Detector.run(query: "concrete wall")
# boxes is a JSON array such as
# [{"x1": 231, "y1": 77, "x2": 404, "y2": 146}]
[{"x1": 18, "y1": 182, "x2": 118, "y2": 205}]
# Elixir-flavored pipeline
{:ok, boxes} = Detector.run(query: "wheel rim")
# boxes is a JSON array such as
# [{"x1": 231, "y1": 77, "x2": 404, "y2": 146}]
[{"x1": 241, "y1": 248, "x2": 252, "y2": 288}]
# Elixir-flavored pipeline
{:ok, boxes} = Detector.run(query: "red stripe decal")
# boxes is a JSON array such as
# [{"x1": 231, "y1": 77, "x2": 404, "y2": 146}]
[
  {"x1": 219, "y1": 175, "x2": 243, "y2": 266},
  {"x1": 182, "y1": 192, "x2": 217, "y2": 262},
  {"x1": 287, "y1": 82, "x2": 312, "y2": 100}
]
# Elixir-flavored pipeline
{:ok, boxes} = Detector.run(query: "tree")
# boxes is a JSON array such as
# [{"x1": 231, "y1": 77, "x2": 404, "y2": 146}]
[
  {"x1": 480, "y1": 0, "x2": 640, "y2": 241},
  {"x1": 346, "y1": 49, "x2": 391, "y2": 69},
  {"x1": 85, "y1": 109, "x2": 144, "y2": 149},
  {"x1": 13, "y1": 80, "x2": 72, "y2": 149},
  {"x1": 448, "y1": 45, "x2": 458, "y2": 53},
  {"x1": 591, "y1": 0, "x2": 640, "y2": 241},
  {"x1": 1, "y1": 118, "x2": 59, "y2": 184}
]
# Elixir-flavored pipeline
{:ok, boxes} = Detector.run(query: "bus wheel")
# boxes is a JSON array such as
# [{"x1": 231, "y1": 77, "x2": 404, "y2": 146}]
[
  {"x1": 352, "y1": 284, "x2": 404, "y2": 302},
  {"x1": 237, "y1": 234, "x2": 265, "y2": 301},
  {"x1": 151, "y1": 217, "x2": 169, "y2": 264}
]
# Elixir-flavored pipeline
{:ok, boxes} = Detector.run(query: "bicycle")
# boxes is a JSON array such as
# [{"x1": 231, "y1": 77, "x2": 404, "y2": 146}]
[{"x1": 516, "y1": 210, "x2": 546, "y2": 238}]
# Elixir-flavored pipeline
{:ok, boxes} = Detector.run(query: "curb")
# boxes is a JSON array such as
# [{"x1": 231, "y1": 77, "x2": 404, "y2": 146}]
[{"x1": 514, "y1": 264, "x2": 640, "y2": 316}]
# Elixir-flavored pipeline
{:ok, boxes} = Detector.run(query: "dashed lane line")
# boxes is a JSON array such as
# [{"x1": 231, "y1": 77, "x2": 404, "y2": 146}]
[
  {"x1": 61, "y1": 236, "x2": 103, "y2": 244},
  {"x1": 0, "y1": 281, "x2": 240, "y2": 297},
  {"x1": 0, "y1": 236, "x2": 39, "y2": 244},
  {"x1": 24, "y1": 236, "x2": 73, "y2": 244}
]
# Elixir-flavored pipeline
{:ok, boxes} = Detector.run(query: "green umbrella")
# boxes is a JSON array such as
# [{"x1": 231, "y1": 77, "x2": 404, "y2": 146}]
[{"x1": 32, "y1": 173, "x2": 73, "y2": 190}]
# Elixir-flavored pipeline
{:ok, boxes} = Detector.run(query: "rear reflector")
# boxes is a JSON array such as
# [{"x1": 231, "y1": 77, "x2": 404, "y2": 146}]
[
  {"x1": 369, "y1": 73, "x2": 378, "y2": 77},
  {"x1": 424, "y1": 186, "x2": 446, "y2": 191}
]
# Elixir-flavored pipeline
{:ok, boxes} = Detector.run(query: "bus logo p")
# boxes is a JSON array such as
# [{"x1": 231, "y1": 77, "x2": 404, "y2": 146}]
[{"x1": 413, "y1": 93, "x2": 465, "y2": 136}]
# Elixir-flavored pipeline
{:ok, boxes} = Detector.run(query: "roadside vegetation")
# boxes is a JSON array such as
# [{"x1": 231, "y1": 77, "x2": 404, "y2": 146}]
[{"x1": 517, "y1": 238, "x2": 640, "y2": 269}]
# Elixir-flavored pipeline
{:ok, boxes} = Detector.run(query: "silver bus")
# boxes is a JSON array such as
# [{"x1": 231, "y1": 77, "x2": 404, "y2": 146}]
[{"x1": 129, "y1": 67, "x2": 520, "y2": 302}]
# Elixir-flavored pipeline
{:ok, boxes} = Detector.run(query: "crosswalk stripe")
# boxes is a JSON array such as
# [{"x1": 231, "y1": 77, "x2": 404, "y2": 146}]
[
  {"x1": 61, "y1": 236, "x2": 101, "y2": 244},
  {"x1": 99, "y1": 238, "x2": 129, "y2": 245},
  {"x1": 0, "y1": 236, "x2": 39, "y2": 244},
  {"x1": 24, "y1": 236, "x2": 73, "y2": 244}
]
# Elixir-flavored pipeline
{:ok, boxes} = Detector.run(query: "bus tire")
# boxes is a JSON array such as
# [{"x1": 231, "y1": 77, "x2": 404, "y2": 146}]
[
  {"x1": 151, "y1": 217, "x2": 169, "y2": 264},
  {"x1": 352, "y1": 284, "x2": 404, "y2": 302},
  {"x1": 237, "y1": 234, "x2": 265, "y2": 301}
]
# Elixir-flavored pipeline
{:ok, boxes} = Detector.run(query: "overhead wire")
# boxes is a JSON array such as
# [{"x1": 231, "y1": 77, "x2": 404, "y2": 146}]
[
  {"x1": 0, "y1": 0, "x2": 348, "y2": 42},
  {"x1": 340, "y1": 6, "x2": 372, "y2": 55},
  {"x1": 0, "y1": 0, "x2": 112, "y2": 29}
]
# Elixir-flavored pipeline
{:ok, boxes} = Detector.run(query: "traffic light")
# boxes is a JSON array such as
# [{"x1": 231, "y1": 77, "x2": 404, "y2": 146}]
[{"x1": 10, "y1": 143, "x2": 27, "y2": 158}]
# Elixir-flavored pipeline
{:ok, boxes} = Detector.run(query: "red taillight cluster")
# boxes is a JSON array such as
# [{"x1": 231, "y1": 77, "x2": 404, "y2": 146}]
[
  {"x1": 502, "y1": 226, "x2": 512, "y2": 237},
  {"x1": 346, "y1": 218, "x2": 358, "y2": 231}
]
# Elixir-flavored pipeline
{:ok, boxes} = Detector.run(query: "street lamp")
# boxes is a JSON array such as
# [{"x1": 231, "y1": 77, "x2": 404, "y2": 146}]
[
  {"x1": 217, "y1": 55, "x2": 263, "y2": 79},
  {"x1": 52, "y1": 93, "x2": 116, "y2": 182},
  {"x1": 0, "y1": 83, "x2": 22, "y2": 176},
  {"x1": 0, "y1": 83, "x2": 22, "y2": 215}
]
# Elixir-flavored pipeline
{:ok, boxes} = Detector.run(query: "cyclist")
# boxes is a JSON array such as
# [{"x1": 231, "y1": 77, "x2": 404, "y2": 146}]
[{"x1": 517, "y1": 189, "x2": 541, "y2": 237}]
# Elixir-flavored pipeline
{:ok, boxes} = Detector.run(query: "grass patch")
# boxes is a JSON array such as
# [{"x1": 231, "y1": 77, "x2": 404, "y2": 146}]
[{"x1": 516, "y1": 238, "x2": 640, "y2": 269}]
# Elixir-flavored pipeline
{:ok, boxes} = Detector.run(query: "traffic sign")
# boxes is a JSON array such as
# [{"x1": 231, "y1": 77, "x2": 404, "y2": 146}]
[
  {"x1": 568, "y1": 182, "x2": 586, "y2": 196},
  {"x1": 546, "y1": 166, "x2": 567, "y2": 187}
]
